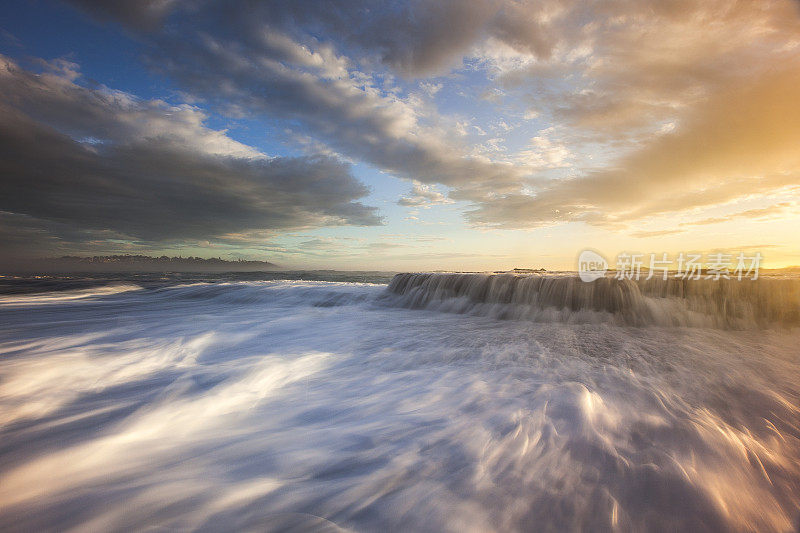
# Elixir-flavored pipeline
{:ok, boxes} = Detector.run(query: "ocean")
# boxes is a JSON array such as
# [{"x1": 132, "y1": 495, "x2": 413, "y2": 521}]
[{"x1": 0, "y1": 272, "x2": 799, "y2": 531}]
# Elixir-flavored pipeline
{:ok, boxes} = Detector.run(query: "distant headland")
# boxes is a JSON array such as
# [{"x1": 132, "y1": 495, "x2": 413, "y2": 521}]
[{"x1": 5, "y1": 255, "x2": 279, "y2": 273}]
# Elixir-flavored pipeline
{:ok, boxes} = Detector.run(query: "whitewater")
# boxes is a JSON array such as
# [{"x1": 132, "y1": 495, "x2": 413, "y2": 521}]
[{"x1": 0, "y1": 272, "x2": 799, "y2": 532}]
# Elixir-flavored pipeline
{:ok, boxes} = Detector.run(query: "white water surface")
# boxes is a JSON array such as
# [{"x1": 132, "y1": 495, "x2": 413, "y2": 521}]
[{"x1": 0, "y1": 277, "x2": 799, "y2": 531}]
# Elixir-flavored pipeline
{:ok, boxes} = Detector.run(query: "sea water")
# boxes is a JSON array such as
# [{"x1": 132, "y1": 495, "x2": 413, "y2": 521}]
[{"x1": 0, "y1": 273, "x2": 798, "y2": 531}]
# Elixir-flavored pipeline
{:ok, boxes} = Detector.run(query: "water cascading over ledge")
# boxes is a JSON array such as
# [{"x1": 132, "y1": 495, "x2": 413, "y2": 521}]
[{"x1": 385, "y1": 272, "x2": 800, "y2": 328}]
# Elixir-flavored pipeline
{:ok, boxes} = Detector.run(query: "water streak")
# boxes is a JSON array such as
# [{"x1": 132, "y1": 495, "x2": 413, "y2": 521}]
[{"x1": 0, "y1": 279, "x2": 798, "y2": 531}]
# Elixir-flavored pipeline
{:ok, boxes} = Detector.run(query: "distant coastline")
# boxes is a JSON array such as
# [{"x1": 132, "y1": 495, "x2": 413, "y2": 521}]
[{"x1": 3, "y1": 255, "x2": 279, "y2": 273}]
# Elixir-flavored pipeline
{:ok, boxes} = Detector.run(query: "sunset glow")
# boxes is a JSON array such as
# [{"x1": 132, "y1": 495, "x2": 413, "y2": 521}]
[{"x1": 1, "y1": 1, "x2": 798, "y2": 270}]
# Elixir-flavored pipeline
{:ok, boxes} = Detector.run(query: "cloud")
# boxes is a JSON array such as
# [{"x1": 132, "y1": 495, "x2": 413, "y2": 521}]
[
  {"x1": 66, "y1": 0, "x2": 180, "y2": 31},
  {"x1": 45, "y1": 0, "x2": 800, "y2": 238},
  {"x1": 510, "y1": 1, "x2": 800, "y2": 133},
  {"x1": 514, "y1": 132, "x2": 572, "y2": 169},
  {"x1": 208, "y1": 0, "x2": 558, "y2": 78},
  {"x1": 681, "y1": 202, "x2": 798, "y2": 227},
  {"x1": 142, "y1": 27, "x2": 527, "y2": 201},
  {"x1": 66, "y1": 0, "x2": 562, "y2": 76},
  {"x1": 398, "y1": 182, "x2": 453, "y2": 208},
  {"x1": 467, "y1": 64, "x2": 800, "y2": 228},
  {"x1": 629, "y1": 229, "x2": 685, "y2": 239},
  {"x1": 419, "y1": 82, "x2": 443, "y2": 97},
  {"x1": 0, "y1": 56, "x2": 380, "y2": 256}
]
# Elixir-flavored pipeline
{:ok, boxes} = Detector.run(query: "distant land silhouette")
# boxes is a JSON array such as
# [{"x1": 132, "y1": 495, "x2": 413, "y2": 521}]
[{"x1": 3, "y1": 255, "x2": 279, "y2": 273}]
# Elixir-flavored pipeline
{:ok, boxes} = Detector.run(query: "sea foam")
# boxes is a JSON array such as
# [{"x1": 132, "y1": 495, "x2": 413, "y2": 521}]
[{"x1": 0, "y1": 278, "x2": 798, "y2": 531}]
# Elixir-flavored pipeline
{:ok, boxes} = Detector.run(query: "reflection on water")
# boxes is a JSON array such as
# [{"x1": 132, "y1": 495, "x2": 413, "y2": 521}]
[{"x1": 0, "y1": 278, "x2": 799, "y2": 531}]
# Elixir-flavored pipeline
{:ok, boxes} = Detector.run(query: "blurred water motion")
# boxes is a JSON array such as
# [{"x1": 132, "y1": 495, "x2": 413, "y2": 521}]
[{"x1": 0, "y1": 275, "x2": 799, "y2": 531}]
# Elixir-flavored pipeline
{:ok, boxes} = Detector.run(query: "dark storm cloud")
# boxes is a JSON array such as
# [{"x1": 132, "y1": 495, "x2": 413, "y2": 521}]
[{"x1": 0, "y1": 56, "x2": 380, "y2": 253}]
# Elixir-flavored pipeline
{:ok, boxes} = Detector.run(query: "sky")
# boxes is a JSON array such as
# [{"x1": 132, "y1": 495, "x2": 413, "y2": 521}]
[{"x1": 1, "y1": 0, "x2": 799, "y2": 270}]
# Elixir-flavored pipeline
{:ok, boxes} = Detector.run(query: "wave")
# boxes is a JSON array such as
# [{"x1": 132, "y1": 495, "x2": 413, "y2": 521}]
[
  {"x1": 157, "y1": 280, "x2": 381, "y2": 308},
  {"x1": 0, "y1": 283, "x2": 143, "y2": 306},
  {"x1": 4, "y1": 274, "x2": 799, "y2": 329},
  {"x1": 1, "y1": 277, "x2": 799, "y2": 530},
  {"x1": 385, "y1": 272, "x2": 800, "y2": 328}
]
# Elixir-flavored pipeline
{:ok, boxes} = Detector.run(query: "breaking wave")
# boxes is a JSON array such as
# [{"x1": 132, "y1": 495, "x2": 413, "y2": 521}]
[{"x1": 386, "y1": 272, "x2": 800, "y2": 328}]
